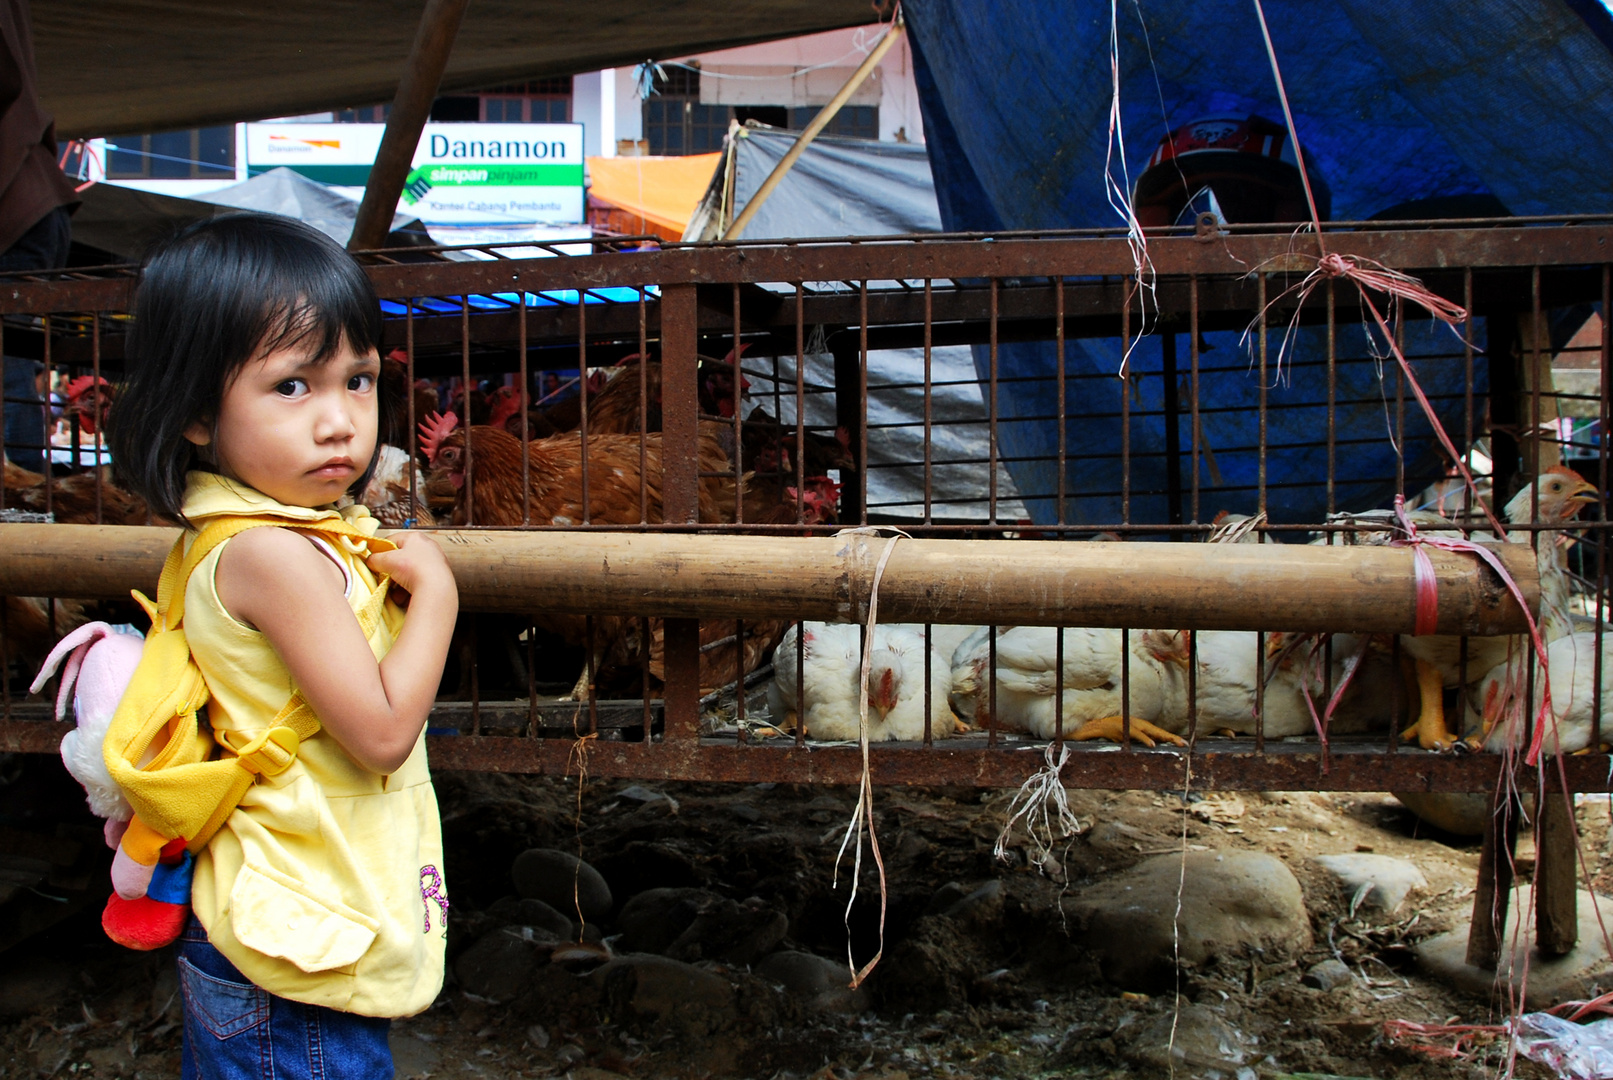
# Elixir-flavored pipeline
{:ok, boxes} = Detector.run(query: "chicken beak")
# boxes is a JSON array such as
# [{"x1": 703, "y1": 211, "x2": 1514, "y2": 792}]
[{"x1": 1569, "y1": 481, "x2": 1601, "y2": 508}]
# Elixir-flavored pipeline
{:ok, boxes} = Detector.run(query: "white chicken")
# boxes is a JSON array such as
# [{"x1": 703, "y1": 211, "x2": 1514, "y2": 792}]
[
  {"x1": 1182, "y1": 630, "x2": 1403, "y2": 738},
  {"x1": 949, "y1": 625, "x2": 1189, "y2": 746},
  {"x1": 883, "y1": 623, "x2": 986, "y2": 670},
  {"x1": 1397, "y1": 466, "x2": 1598, "y2": 749},
  {"x1": 351, "y1": 442, "x2": 437, "y2": 528},
  {"x1": 1471, "y1": 631, "x2": 1613, "y2": 756},
  {"x1": 767, "y1": 621, "x2": 955, "y2": 742}
]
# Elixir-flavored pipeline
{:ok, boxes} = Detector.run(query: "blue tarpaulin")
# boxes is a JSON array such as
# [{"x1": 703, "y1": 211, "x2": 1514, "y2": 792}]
[{"x1": 903, "y1": 0, "x2": 1613, "y2": 527}]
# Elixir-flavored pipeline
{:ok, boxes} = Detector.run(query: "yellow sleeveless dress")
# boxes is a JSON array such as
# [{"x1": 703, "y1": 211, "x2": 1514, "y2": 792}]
[{"x1": 180, "y1": 472, "x2": 446, "y2": 1017}]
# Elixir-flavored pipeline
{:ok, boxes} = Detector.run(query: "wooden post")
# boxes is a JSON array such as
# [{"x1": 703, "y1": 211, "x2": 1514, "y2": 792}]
[
  {"x1": 657, "y1": 282, "x2": 701, "y2": 739},
  {"x1": 1488, "y1": 311, "x2": 1522, "y2": 505},
  {"x1": 1467, "y1": 785, "x2": 1519, "y2": 969},
  {"x1": 1518, "y1": 311, "x2": 1563, "y2": 476},
  {"x1": 831, "y1": 335, "x2": 864, "y2": 524},
  {"x1": 722, "y1": 19, "x2": 904, "y2": 240},
  {"x1": 347, "y1": 0, "x2": 472, "y2": 252},
  {"x1": 0, "y1": 525, "x2": 1542, "y2": 635},
  {"x1": 1536, "y1": 788, "x2": 1580, "y2": 956}
]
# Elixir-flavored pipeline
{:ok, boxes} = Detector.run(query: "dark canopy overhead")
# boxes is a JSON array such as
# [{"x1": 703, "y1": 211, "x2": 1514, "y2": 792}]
[{"x1": 34, "y1": 0, "x2": 879, "y2": 137}]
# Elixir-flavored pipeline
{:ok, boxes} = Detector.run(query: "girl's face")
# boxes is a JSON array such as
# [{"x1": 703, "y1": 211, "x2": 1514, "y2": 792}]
[{"x1": 186, "y1": 335, "x2": 380, "y2": 508}]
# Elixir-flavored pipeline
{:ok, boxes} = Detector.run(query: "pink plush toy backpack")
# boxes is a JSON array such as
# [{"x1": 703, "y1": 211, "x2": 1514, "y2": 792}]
[{"x1": 30, "y1": 622, "x2": 195, "y2": 949}]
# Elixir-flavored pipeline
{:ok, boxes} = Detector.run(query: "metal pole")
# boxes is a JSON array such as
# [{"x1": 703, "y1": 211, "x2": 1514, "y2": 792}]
[
  {"x1": 721, "y1": 18, "x2": 903, "y2": 240},
  {"x1": 348, "y1": 0, "x2": 472, "y2": 252}
]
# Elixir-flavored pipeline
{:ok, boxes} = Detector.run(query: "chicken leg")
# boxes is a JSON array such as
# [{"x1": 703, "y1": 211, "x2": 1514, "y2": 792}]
[
  {"x1": 1399, "y1": 657, "x2": 1457, "y2": 751},
  {"x1": 566, "y1": 648, "x2": 604, "y2": 702},
  {"x1": 1066, "y1": 715, "x2": 1188, "y2": 749}
]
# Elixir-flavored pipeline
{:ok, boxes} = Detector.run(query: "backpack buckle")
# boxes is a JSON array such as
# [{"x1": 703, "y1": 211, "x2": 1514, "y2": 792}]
[{"x1": 234, "y1": 726, "x2": 301, "y2": 777}]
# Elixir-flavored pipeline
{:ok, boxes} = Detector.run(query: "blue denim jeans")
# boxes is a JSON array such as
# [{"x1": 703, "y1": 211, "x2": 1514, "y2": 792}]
[{"x1": 178, "y1": 920, "x2": 393, "y2": 1080}]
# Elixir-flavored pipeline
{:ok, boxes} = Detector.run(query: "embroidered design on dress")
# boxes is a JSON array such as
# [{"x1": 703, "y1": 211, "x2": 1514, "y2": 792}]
[{"x1": 419, "y1": 865, "x2": 449, "y2": 932}]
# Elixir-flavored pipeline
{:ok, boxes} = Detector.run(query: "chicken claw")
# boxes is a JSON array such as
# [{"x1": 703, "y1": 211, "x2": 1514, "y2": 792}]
[
  {"x1": 953, "y1": 716, "x2": 974, "y2": 736},
  {"x1": 1400, "y1": 658, "x2": 1458, "y2": 751},
  {"x1": 1065, "y1": 715, "x2": 1188, "y2": 748}
]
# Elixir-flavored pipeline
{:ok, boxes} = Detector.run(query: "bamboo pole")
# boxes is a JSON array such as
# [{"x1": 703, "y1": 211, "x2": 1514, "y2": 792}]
[
  {"x1": 348, "y1": 0, "x2": 472, "y2": 252},
  {"x1": 721, "y1": 18, "x2": 904, "y2": 241},
  {"x1": 0, "y1": 525, "x2": 1537, "y2": 636}
]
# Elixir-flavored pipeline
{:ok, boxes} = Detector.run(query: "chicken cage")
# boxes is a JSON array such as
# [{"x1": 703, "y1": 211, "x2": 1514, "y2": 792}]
[
  {"x1": 1, "y1": 222, "x2": 1609, "y2": 804},
  {"x1": 6, "y1": 219, "x2": 1612, "y2": 961}
]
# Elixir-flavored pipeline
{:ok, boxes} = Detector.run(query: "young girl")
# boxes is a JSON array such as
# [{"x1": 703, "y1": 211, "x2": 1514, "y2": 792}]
[{"x1": 107, "y1": 213, "x2": 458, "y2": 1079}]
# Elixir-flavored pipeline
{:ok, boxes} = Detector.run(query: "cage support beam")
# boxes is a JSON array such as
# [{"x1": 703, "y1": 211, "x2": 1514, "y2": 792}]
[
  {"x1": 0, "y1": 525, "x2": 1538, "y2": 636},
  {"x1": 347, "y1": 0, "x2": 471, "y2": 252}
]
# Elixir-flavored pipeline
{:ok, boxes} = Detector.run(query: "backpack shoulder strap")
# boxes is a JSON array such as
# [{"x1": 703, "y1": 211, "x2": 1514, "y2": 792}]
[
  {"x1": 161, "y1": 514, "x2": 395, "y2": 632},
  {"x1": 157, "y1": 513, "x2": 401, "y2": 852}
]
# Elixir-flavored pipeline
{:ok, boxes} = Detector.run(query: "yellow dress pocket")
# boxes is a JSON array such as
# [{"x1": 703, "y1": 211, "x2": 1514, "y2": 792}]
[{"x1": 230, "y1": 863, "x2": 379, "y2": 973}]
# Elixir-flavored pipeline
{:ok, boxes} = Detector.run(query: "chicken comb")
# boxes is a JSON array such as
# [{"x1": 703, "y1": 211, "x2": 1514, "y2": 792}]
[
  {"x1": 63, "y1": 374, "x2": 109, "y2": 401},
  {"x1": 806, "y1": 474, "x2": 844, "y2": 501},
  {"x1": 384, "y1": 349, "x2": 409, "y2": 364},
  {"x1": 1546, "y1": 463, "x2": 1589, "y2": 482},
  {"x1": 417, "y1": 410, "x2": 459, "y2": 465}
]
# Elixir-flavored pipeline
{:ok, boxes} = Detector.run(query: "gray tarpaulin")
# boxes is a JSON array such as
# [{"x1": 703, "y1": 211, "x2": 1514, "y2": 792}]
[
  {"x1": 697, "y1": 127, "x2": 1025, "y2": 521},
  {"x1": 71, "y1": 169, "x2": 426, "y2": 258}
]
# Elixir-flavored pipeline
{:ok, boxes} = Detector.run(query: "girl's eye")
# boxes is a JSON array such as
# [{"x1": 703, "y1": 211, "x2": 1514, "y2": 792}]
[
  {"x1": 349, "y1": 373, "x2": 376, "y2": 392},
  {"x1": 275, "y1": 378, "x2": 308, "y2": 398}
]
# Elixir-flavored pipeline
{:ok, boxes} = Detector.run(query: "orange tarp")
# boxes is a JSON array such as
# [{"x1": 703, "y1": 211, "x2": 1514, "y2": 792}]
[{"x1": 587, "y1": 153, "x2": 721, "y2": 242}]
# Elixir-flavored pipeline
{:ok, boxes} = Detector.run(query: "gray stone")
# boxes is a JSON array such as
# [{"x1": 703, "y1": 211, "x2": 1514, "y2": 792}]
[
  {"x1": 511, "y1": 848, "x2": 613, "y2": 923},
  {"x1": 1116, "y1": 1002, "x2": 1252, "y2": 1073},
  {"x1": 923, "y1": 881, "x2": 968, "y2": 916},
  {"x1": 487, "y1": 895, "x2": 575, "y2": 940},
  {"x1": 1303, "y1": 958, "x2": 1355, "y2": 991},
  {"x1": 617, "y1": 887, "x2": 721, "y2": 955},
  {"x1": 756, "y1": 950, "x2": 867, "y2": 1014},
  {"x1": 453, "y1": 925, "x2": 557, "y2": 1002},
  {"x1": 730, "y1": 803, "x2": 763, "y2": 823},
  {"x1": 388, "y1": 1028, "x2": 442, "y2": 1080},
  {"x1": 1313, "y1": 853, "x2": 1428, "y2": 914},
  {"x1": 1417, "y1": 889, "x2": 1613, "y2": 1008},
  {"x1": 1393, "y1": 791, "x2": 1535, "y2": 838},
  {"x1": 1072, "y1": 850, "x2": 1312, "y2": 992},
  {"x1": 592, "y1": 955, "x2": 735, "y2": 1036},
  {"x1": 938, "y1": 880, "x2": 1004, "y2": 925},
  {"x1": 666, "y1": 896, "x2": 789, "y2": 966}
]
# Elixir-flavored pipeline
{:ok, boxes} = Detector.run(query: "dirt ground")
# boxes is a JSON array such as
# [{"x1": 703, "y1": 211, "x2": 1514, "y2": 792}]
[{"x1": 2, "y1": 753, "x2": 1610, "y2": 1080}]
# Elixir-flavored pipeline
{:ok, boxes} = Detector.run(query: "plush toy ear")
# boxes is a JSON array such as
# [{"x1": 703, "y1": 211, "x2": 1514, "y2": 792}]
[{"x1": 29, "y1": 622, "x2": 117, "y2": 719}]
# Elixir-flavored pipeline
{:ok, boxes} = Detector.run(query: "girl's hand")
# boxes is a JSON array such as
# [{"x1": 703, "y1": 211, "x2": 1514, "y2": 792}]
[{"x1": 368, "y1": 532, "x2": 454, "y2": 604}]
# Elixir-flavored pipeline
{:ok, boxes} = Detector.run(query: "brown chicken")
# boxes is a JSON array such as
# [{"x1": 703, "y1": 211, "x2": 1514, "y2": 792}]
[
  {"x1": 2, "y1": 461, "x2": 157, "y2": 678},
  {"x1": 419, "y1": 413, "x2": 742, "y2": 698},
  {"x1": 4, "y1": 460, "x2": 154, "y2": 527}
]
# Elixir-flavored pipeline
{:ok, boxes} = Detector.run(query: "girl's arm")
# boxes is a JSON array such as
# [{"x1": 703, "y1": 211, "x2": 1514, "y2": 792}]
[{"x1": 215, "y1": 528, "x2": 458, "y2": 775}]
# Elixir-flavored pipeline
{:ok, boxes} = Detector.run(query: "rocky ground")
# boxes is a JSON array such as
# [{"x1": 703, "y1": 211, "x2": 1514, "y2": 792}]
[{"x1": 4, "y1": 755, "x2": 1613, "y2": 1079}]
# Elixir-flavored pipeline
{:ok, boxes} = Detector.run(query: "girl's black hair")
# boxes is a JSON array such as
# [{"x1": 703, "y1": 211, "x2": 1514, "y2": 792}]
[{"x1": 108, "y1": 212, "x2": 388, "y2": 523}]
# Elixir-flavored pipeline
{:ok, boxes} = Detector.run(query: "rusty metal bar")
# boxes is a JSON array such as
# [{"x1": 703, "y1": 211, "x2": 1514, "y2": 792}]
[
  {"x1": 0, "y1": 714, "x2": 1599, "y2": 790},
  {"x1": 657, "y1": 282, "x2": 701, "y2": 740},
  {"x1": 0, "y1": 226, "x2": 1609, "y2": 321}
]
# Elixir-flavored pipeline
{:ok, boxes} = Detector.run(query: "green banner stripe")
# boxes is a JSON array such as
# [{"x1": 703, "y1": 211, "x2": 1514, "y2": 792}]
[
  {"x1": 250, "y1": 164, "x2": 373, "y2": 186},
  {"x1": 407, "y1": 163, "x2": 583, "y2": 190}
]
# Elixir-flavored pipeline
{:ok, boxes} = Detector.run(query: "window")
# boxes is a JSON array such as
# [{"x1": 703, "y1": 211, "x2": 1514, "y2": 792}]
[
  {"x1": 334, "y1": 105, "x2": 390, "y2": 123},
  {"x1": 105, "y1": 127, "x2": 235, "y2": 180},
  {"x1": 477, "y1": 79, "x2": 572, "y2": 123},
  {"x1": 642, "y1": 65, "x2": 730, "y2": 156},
  {"x1": 790, "y1": 105, "x2": 879, "y2": 140},
  {"x1": 642, "y1": 66, "x2": 882, "y2": 155}
]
